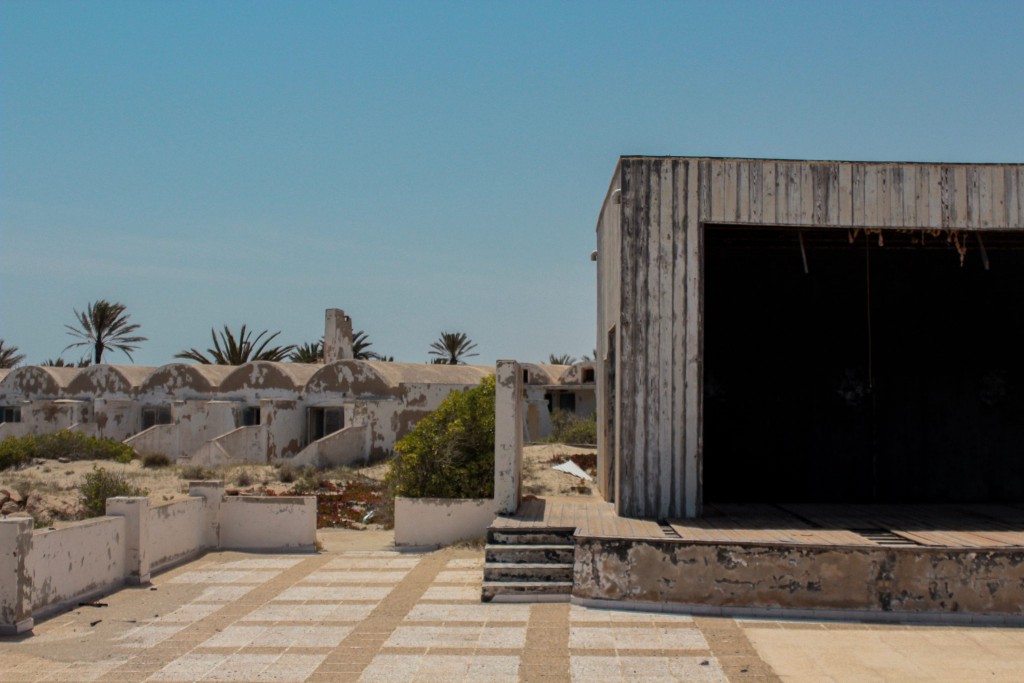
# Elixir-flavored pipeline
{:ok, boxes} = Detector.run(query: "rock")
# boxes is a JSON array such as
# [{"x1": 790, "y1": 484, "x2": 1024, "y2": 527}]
[
  {"x1": 25, "y1": 494, "x2": 44, "y2": 514},
  {"x1": 7, "y1": 490, "x2": 23, "y2": 505},
  {"x1": 0, "y1": 489, "x2": 10, "y2": 505},
  {"x1": 57, "y1": 457, "x2": 71, "y2": 464},
  {"x1": 1, "y1": 501, "x2": 21, "y2": 515}
]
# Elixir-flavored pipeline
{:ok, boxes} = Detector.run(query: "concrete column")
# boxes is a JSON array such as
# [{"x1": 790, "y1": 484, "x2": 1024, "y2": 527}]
[
  {"x1": 189, "y1": 481, "x2": 226, "y2": 549},
  {"x1": 323, "y1": 308, "x2": 353, "y2": 362},
  {"x1": 494, "y1": 360, "x2": 524, "y2": 514},
  {"x1": 0, "y1": 517, "x2": 34, "y2": 635},
  {"x1": 106, "y1": 496, "x2": 151, "y2": 584}
]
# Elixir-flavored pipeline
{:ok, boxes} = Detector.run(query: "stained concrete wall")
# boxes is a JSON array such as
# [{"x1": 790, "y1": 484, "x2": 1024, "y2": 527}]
[
  {"x1": 147, "y1": 497, "x2": 207, "y2": 572},
  {"x1": 27, "y1": 517, "x2": 127, "y2": 617},
  {"x1": 0, "y1": 483, "x2": 315, "y2": 633},
  {"x1": 24, "y1": 400, "x2": 90, "y2": 435},
  {"x1": 394, "y1": 497, "x2": 498, "y2": 547},
  {"x1": 264, "y1": 399, "x2": 305, "y2": 460},
  {"x1": 573, "y1": 537, "x2": 1024, "y2": 617},
  {"x1": 291, "y1": 424, "x2": 369, "y2": 468},
  {"x1": 220, "y1": 496, "x2": 316, "y2": 551}
]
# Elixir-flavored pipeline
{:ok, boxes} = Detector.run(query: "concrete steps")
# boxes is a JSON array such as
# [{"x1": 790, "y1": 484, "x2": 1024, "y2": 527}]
[{"x1": 481, "y1": 527, "x2": 575, "y2": 602}]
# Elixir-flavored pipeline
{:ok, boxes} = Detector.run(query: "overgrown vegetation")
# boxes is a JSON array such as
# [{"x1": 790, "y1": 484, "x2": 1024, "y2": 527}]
[
  {"x1": 78, "y1": 466, "x2": 147, "y2": 518},
  {"x1": 385, "y1": 375, "x2": 495, "y2": 498},
  {"x1": 546, "y1": 410, "x2": 597, "y2": 445},
  {"x1": 179, "y1": 464, "x2": 213, "y2": 480},
  {"x1": 0, "y1": 432, "x2": 134, "y2": 471}
]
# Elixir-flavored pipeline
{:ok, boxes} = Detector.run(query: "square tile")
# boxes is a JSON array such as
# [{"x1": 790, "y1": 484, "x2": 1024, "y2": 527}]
[
  {"x1": 157, "y1": 603, "x2": 222, "y2": 623},
  {"x1": 324, "y1": 557, "x2": 420, "y2": 569},
  {"x1": 116, "y1": 624, "x2": 188, "y2": 648},
  {"x1": 434, "y1": 570, "x2": 481, "y2": 584},
  {"x1": 420, "y1": 586, "x2": 480, "y2": 601},
  {"x1": 218, "y1": 558, "x2": 305, "y2": 570},
  {"x1": 274, "y1": 586, "x2": 393, "y2": 602},
  {"x1": 405, "y1": 603, "x2": 531, "y2": 623},
  {"x1": 301, "y1": 571, "x2": 407, "y2": 584},
  {"x1": 193, "y1": 585, "x2": 257, "y2": 603},
  {"x1": 243, "y1": 603, "x2": 376, "y2": 623}
]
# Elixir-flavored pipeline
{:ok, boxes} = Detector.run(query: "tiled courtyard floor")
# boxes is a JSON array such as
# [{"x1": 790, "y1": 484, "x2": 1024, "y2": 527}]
[{"x1": 2, "y1": 529, "x2": 1024, "y2": 682}]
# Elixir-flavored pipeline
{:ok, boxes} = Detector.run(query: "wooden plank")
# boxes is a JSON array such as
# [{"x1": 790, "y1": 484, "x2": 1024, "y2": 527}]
[
  {"x1": 723, "y1": 160, "x2": 738, "y2": 223},
  {"x1": 826, "y1": 163, "x2": 840, "y2": 225},
  {"x1": 762, "y1": 162, "x2": 776, "y2": 224},
  {"x1": 890, "y1": 165, "x2": 905, "y2": 227},
  {"x1": 646, "y1": 160, "x2": 666, "y2": 518},
  {"x1": 979, "y1": 166, "x2": 993, "y2": 228},
  {"x1": 1018, "y1": 166, "x2": 1024, "y2": 227},
  {"x1": 914, "y1": 165, "x2": 930, "y2": 228},
  {"x1": 838, "y1": 163, "x2": 853, "y2": 227},
  {"x1": 812, "y1": 163, "x2": 828, "y2": 225},
  {"x1": 800, "y1": 162, "x2": 814, "y2": 224},
  {"x1": 699, "y1": 159, "x2": 712, "y2": 223},
  {"x1": 967, "y1": 166, "x2": 981, "y2": 228},
  {"x1": 710, "y1": 160, "x2": 726, "y2": 222},
  {"x1": 749, "y1": 161, "x2": 763, "y2": 223},
  {"x1": 672, "y1": 160, "x2": 687, "y2": 519},
  {"x1": 657, "y1": 161, "x2": 674, "y2": 519},
  {"x1": 1004, "y1": 167, "x2": 1018, "y2": 228},
  {"x1": 852, "y1": 164, "x2": 865, "y2": 226},
  {"x1": 954, "y1": 165, "x2": 968, "y2": 227},
  {"x1": 737, "y1": 161, "x2": 750, "y2": 223},
  {"x1": 940, "y1": 166, "x2": 955, "y2": 228},
  {"x1": 683, "y1": 161, "x2": 701, "y2": 517},
  {"x1": 902, "y1": 165, "x2": 917, "y2": 227},
  {"x1": 927, "y1": 164, "x2": 942, "y2": 229},
  {"x1": 877, "y1": 165, "x2": 890, "y2": 227},
  {"x1": 787, "y1": 163, "x2": 801, "y2": 225},
  {"x1": 990, "y1": 166, "x2": 1005, "y2": 228},
  {"x1": 617, "y1": 160, "x2": 637, "y2": 515}
]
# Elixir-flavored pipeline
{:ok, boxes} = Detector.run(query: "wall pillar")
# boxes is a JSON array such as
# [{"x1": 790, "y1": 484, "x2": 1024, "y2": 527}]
[
  {"x1": 106, "y1": 497, "x2": 151, "y2": 584},
  {"x1": 0, "y1": 517, "x2": 34, "y2": 635},
  {"x1": 323, "y1": 309, "x2": 353, "y2": 362},
  {"x1": 189, "y1": 481, "x2": 225, "y2": 549},
  {"x1": 494, "y1": 360, "x2": 524, "y2": 514}
]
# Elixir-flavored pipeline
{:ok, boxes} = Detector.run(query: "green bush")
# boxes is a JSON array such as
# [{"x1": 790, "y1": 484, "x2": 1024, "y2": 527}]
[
  {"x1": 385, "y1": 375, "x2": 495, "y2": 499},
  {"x1": 78, "y1": 466, "x2": 147, "y2": 518},
  {"x1": 0, "y1": 431, "x2": 134, "y2": 471},
  {"x1": 546, "y1": 410, "x2": 597, "y2": 445},
  {"x1": 141, "y1": 452, "x2": 172, "y2": 468},
  {"x1": 179, "y1": 464, "x2": 212, "y2": 480}
]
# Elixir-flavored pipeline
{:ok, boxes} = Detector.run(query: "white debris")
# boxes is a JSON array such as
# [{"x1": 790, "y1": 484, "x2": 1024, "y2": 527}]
[{"x1": 552, "y1": 460, "x2": 593, "y2": 481}]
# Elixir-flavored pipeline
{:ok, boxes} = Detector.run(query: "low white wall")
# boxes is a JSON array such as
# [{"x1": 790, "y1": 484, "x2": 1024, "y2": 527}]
[
  {"x1": 148, "y1": 497, "x2": 207, "y2": 572},
  {"x1": 220, "y1": 496, "x2": 317, "y2": 551},
  {"x1": 68, "y1": 422, "x2": 99, "y2": 437},
  {"x1": 189, "y1": 426, "x2": 263, "y2": 467},
  {"x1": 28, "y1": 517, "x2": 127, "y2": 616},
  {"x1": 394, "y1": 497, "x2": 498, "y2": 547},
  {"x1": 0, "y1": 422, "x2": 30, "y2": 440}
]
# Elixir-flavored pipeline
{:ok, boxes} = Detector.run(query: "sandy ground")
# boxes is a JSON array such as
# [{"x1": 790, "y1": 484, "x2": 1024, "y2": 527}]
[
  {"x1": 0, "y1": 442, "x2": 595, "y2": 527},
  {"x1": 521, "y1": 443, "x2": 598, "y2": 497}
]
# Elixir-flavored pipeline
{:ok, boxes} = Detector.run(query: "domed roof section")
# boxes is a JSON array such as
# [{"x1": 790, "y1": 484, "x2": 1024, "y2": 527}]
[
  {"x1": 520, "y1": 363, "x2": 564, "y2": 385},
  {"x1": 0, "y1": 365, "x2": 83, "y2": 399},
  {"x1": 220, "y1": 361, "x2": 321, "y2": 393},
  {"x1": 66, "y1": 365, "x2": 155, "y2": 396},
  {"x1": 306, "y1": 360, "x2": 491, "y2": 397},
  {"x1": 140, "y1": 363, "x2": 235, "y2": 394}
]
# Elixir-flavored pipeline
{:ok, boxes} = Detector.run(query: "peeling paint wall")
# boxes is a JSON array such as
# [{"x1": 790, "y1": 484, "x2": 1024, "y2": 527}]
[
  {"x1": 573, "y1": 537, "x2": 1024, "y2": 616},
  {"x1": 27, "y1": 517, "x2": 127, "y2": 615},
  {"x1": 263, "y1": 399, "x2": 304, "y2": 460},
  {"x1": 291, "y1": 424, "x2": 369, "y2": 468},
  {"x1": 147, "y1": 498, "x2": 207, "y2": 572}
]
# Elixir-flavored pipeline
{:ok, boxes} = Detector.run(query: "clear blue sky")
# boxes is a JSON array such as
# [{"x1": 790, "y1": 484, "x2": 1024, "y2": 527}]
[{"x1": 2, "y1": 1, "x2": 1022, "y2": 366}]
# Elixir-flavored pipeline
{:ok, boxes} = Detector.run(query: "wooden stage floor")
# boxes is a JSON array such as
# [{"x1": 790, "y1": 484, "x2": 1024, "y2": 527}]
[{"x1": 493, "y1": 495, "x2": 1024, "y2": 549}]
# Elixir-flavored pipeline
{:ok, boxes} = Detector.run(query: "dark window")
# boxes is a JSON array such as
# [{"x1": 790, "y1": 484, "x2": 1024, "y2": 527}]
[
  {"x1": 582, "y1": 368, "x2": 595, "y2": 383},
  {"x1": 523, "y1": 369, "x2": 530, "y2": 383},
  {"x1": 309, "y1": 407, "x2": 345, "y2": 442},
  {"x1": 558, "y1": 393, "x2": 576, "y2": 413},
  {"x1": 241, "y1": 406, "x2": 261, "y2": 427},
  {"x1": 142, "y1": 406, "x2": 172, "y2": 429},
  {"x1": 1, "y1": 407, "x2": 21, "y2": 424}
]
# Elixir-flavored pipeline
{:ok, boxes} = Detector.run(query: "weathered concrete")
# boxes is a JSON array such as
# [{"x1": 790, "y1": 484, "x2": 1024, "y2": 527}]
[
  {"x1": 323, "y1": 308, "x2": 353, "y2": 362},
  {"x1": 0, "y1": 518, "x2": 33, "y2": 635},
  {"x1": 573, "y1": 536, "x2": 1024, "y2": 617},
  {"x1": 220, "y1": 495, "x2": 316, "y2": 551},
  {"x1": 394, "y1": 497, "x2": 498, "y2": 547},
  {"x1": 494, "y1": 360, "x2": 523, "y2": 515}
]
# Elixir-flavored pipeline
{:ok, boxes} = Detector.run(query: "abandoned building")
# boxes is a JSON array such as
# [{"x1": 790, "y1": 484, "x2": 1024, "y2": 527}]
[
  {"x1": 476, "y1": 157, "x2": 1024, "y2": 618},
  {"x1": 0, "y1": 310, "x2": 596, "y2": 466},
  {"x1": 594, "y1": 156, "x2": 1024, "y2": 519}
]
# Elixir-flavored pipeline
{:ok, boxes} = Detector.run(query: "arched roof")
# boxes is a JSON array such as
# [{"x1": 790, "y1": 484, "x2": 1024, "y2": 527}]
[
  {"x1": 521, "y1": 363, "x2": 564, "y2": 385},
  {"x1": 140, "y1": 363, "x2": 235, "y2": 394},
  {"x1": 66, "y1": 365, "x2": 155, "y2": 396},
  {"x1": 306, "y1": 360, "x2": 492, "y2": 396},
  {"x1": 0, "y1": 366, "x2": 82, "y2": 399},
  {"x1": 220, "y1": 361, "x2": 321, "y2": 393}
]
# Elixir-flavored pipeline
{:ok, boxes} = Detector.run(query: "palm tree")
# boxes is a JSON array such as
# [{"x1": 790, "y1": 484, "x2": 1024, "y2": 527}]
[
  {"x1": 353, "y1": 330, "x2": 380, "y2": 361},
  {"x1": 64, "y1": 300, "x2": 147, "y2": 364},
  {"x1": 40, "y1": 357, "x2": 91, "y2": 368},
  {"x1": 548, "y1": 354, "x2": 577, "y2": 365},
  {"x1": 289, "y1": 340, "x2": 323, "y2": 363},
  {"x1": 428, "y1": 332, "x2": 478, "y2": 365},
  {"x1": 175, "y1": 325, "x2": 295, "y2": 365},
  {"x1": 0, "y1": 340, "x2": 25, "y2": 369}
]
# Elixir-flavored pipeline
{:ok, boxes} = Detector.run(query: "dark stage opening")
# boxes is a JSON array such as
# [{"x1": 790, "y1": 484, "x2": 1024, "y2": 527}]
[{"x1": 703, "y1": 226, "x2": 1024, "y2": 505}]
